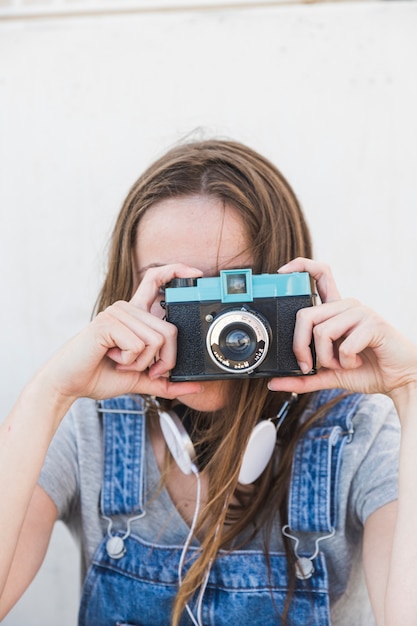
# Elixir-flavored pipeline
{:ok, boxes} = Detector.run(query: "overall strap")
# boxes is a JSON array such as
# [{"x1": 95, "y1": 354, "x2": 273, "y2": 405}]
[
  {"x1": 288, "y1": 389, "x2": 362, "y2": 533},
  {"x1": 98, "y1": 394, "x2": 146, "y2": 517}
]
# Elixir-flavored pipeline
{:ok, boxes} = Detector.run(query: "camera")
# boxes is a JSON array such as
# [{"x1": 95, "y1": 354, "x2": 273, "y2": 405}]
[{"x1": 164, "y1": 268, "x2": 316, "y2": 381}]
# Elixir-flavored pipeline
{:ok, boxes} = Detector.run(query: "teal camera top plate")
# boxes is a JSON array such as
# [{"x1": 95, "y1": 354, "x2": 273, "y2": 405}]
[{"x1": 165, "y1": 270, "x2": 313, "y2": 304}]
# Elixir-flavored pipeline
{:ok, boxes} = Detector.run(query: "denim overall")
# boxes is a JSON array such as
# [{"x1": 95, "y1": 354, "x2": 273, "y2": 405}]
[{"x1": 78, "y1": 390, "x2": 360, "y2": 626}]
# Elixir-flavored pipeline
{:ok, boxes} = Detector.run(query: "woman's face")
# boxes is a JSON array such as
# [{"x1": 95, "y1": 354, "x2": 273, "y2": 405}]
[{"x1": 134, "y1": 195, "x2": 253, "y2": 412}]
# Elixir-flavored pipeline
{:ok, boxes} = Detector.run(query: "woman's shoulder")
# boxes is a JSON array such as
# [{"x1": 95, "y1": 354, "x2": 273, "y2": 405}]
[
  {"x1": 304, "y1": 389, "x2": 398, "y2": 432},
  {"x1": 290, "y1": 390, "x2": 399, "y2": 532}
]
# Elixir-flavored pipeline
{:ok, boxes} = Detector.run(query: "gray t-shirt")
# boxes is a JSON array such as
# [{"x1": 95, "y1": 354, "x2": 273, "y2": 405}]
[{"x1": 38, "y1": 392, "x2": 399, "y2": 625}]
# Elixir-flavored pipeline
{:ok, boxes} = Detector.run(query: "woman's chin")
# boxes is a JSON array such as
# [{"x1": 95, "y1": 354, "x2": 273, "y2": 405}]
[{"x1": 177, "y1": 379, "x2": 231, "y2": 412}]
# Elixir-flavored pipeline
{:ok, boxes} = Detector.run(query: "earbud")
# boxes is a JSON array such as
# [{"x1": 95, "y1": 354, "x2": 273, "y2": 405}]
[
  {"x1": 159, "y1": 409, "x2": 198, "y2": 475},
  {"x1": 158, "y1": 394, "x2": 297, "y2": 485},
  {"x1": 238, "y1": 420, "x2": 277, "y2": 485}
]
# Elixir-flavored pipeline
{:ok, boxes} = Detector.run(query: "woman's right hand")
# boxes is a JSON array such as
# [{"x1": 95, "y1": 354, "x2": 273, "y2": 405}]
[
  {"x1": 35, "y1": 263, "x2": 204, "y2": 405},
  {"x1": 2, "y1": 266, "x2": 206, "y2": 614}
]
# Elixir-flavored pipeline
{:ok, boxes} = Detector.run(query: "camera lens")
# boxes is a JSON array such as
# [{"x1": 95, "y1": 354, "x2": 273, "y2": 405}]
[
  {"x1": 206, "y1": 309, "x2": 270, "y2": 373},
  {"x1": 220, "y1": 326, "x2": 257, "y2": 361}
]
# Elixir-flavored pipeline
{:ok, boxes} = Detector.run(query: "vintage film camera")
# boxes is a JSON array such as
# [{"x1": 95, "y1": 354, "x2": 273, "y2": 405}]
[{"x1": 164, "y1": 268, "x2": 316, "y2": 381}]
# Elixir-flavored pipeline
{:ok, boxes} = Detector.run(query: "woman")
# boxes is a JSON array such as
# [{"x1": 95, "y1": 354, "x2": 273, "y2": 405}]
[{"x1": 1, "y1": 139, "x2": 416, "y2": 625}]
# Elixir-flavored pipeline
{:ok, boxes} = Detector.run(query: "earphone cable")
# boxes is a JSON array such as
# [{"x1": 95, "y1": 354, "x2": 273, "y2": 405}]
[{"x1": 178, "y1": 463, "x2": 203, "y2": 626}]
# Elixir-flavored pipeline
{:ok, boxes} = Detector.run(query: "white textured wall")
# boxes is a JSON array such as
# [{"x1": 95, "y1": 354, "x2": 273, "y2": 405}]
[{"x1": 1, "y1": 2, "x2": 416, "y2": 623}]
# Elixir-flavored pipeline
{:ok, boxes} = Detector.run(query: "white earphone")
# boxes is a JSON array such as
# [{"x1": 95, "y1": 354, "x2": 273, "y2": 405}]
[
  {"x1": 158, "y1": 394, "x2": 297, "y2": 626},
  {"x1": 159, "y1": 408, "x2": 198, "y2": 476},
  {"x1": 158, "y1": 393, "x2": 297, "y2": 484}
]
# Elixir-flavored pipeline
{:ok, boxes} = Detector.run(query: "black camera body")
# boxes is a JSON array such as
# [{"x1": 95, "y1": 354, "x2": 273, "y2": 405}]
[{"x1": 164, "y1": 269, "x2": 316, "y2": 381}]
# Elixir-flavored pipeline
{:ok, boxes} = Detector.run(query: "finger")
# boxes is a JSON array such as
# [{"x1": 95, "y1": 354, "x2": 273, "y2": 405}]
[
  {"x1": 91, "y1": 320, "x2": 157, "y2": 375},
  {"x1": 312, "y1": 303, "x2": 377, "y2": 371},
  {"x1": 104, "y1": 302, "x2": 178, "y2": 373},
  {"x1": 130, "y1": 263, "x2": 203, "y2": 311},
  {"x1": 268, "y1": 368, "x2": 340, "y2": 394},
  {"x1": 132, "y1": 375, "x2": 203, "y2": 400},
  {"x1": 335, "y1": 308, "x2": 384, "y2": 369},
  {"x1": 278, "y1": 257, "x2": 341, "y2": 302},
  {"x1": 106, "y1": 343, "x2": 146, "y2": 366},
  {"x1": 93, "y1": 311, "x2": 149, "y2": 358},
  {"x1": 110, "y1": 347, "x2": 159, "y2": 373},
  {"x1": 293, "y1": 298, "x2": 362, "y2": 371}
]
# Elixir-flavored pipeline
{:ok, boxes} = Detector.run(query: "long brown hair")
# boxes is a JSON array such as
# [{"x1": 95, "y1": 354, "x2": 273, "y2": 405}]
[{"x1": 96, "y1": 139, "x2": 314, "y2": 624}]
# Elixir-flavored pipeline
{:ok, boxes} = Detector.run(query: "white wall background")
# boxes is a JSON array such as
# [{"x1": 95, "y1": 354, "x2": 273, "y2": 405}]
[{"x1": 1, "y1": 1, "x2": 416, "y2": 623}]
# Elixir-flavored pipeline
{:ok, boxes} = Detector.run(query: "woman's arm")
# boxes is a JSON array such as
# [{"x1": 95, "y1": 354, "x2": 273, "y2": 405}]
[
  {"x1": 269, "y1": 257, "x2": 417, "y2": 625},
  {"x1": 384, "y1": 386, "x2": 417, "y2": 625},
  {"x1": 0, "y1": 263, "x2": 203, "y2": 611},
  {"x1": 0, "y1": 377, "x2": 71, "y2": 607},
  {"x1": 362, "y1": 389, "x2": 417, "y2": 626},
  {"x1": 0, "y1": 485, "x2": 57, "y2": 619},
  {"x1": 363, "y1": 501, "x2": 397, "y2": 625}
]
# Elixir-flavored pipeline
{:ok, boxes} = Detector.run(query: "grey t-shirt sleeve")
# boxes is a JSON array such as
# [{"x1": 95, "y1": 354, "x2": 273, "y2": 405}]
[
  {"x1": 345, "y1": 394, "x2": 400, "y2": 529},
  {"x1": 38, "y1": 407, "x2": 79, "y2": 522}
]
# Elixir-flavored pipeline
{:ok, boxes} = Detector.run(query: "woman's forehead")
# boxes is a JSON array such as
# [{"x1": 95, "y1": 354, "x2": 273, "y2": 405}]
[{"x1": 135, "y1": 196, "x2": 252, "y2": 275}]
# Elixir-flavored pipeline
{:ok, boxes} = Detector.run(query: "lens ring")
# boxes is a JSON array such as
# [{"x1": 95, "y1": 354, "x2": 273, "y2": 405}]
[{"x1": 206, "y1": 309, "x2": 270, "y2": 373}]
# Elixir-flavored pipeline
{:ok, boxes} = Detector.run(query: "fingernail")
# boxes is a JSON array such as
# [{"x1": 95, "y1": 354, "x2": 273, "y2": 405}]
[{"x1": 299, "y1": 362, "x2": 310, "y2": 374}]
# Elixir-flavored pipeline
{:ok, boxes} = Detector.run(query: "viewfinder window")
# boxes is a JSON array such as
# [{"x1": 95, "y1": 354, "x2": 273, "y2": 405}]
[
  {"x1": 226, "y1": 273, "x2": 247, "y2": 295},
  {"x1": 220, "y1": 268, "x2": 253, "y2": 303}
]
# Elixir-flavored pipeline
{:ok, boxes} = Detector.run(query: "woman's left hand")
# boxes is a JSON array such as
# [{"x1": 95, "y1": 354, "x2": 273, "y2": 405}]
[{"x1": 268, "y1": 258, "x2": 417, "y2": 403}]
